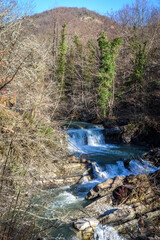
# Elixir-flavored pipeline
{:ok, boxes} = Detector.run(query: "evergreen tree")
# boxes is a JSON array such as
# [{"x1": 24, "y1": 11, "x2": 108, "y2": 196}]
[{"x1": 98, "y1": 33, "x2": 123, "y2": 116}]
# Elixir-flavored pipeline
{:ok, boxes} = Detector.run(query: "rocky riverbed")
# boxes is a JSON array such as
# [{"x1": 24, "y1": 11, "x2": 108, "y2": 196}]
[{"x1": 72, "y1": 149, "x2": 160, "y2": 240}]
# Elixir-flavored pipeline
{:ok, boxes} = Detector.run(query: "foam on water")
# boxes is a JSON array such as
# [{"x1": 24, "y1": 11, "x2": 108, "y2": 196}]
[
  {"x1": 51, "y1": 191, "x2": 83, "y2": 210},
  {"x1": 92, "y1": 162, "x2": 109, "y2": 179},
  {"x1": 129, "y1": 159, "x2": 159, "y2": 175},
  {"x1": 91, "y1": 159, "x2": 158, "y2": 183},
  {"x1": 48, "y1": 126, "x2": 159, "y2": 239},
  {"x1": 67, "y1": 128, "x2": 107, "y2": 153},
  {"x1": 93, "y1": 225, "x2": 126, "y2": 240}
]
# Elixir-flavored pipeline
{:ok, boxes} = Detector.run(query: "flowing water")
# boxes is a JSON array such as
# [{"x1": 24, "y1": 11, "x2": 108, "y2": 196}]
[{"x1": 39, "y1": 123, "x2": 158, "y2": 240}]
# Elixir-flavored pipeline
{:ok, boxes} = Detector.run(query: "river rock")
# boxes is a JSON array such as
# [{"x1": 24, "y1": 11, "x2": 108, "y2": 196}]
[
  {"x1": 104, "y1": 126, "x2": 124, "y2": 135},
  {"x1": 73, "y1": 218, "x2": 99, "y2": 240},
  {"x1": 103, "y1": 124, "x2": 139, "y2": 144},
  {"x1": 86, "y1": 175, "x2": 125, "y2": 200},
  {"x1": 26, "y1": 157, "x2": 91, "y2": 189},
  {"x1": 141, "y1": 148, "x2": 160, "y2": 167},
  {"x1": 103, "y1": 126, "x2": 124, "y2": 142},
  {"x1": 73, "y1": 218, "x2": 99, "y2": 231},
  {"x1": 83, "y1": 169, "x2": 160, "y2": 239}
]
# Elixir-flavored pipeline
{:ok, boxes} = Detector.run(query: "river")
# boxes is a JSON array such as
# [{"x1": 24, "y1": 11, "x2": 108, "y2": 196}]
[{"x1": 38, "y1": 123, "x2": 158, "y2": 240}]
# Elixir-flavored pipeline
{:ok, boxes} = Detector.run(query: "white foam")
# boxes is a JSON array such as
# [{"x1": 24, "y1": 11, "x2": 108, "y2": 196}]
[
  {"x1": 51, "y1": 191, "x2": 83, "y2": 209},
  {"x1": 93, "y1": 225, "x2": 126, "y2": 240},
  {"x1": 129, "y1": 159, "x2": 158, "y2": 175},
  {"x1": 92, "y1": 161, "x2": 131, "y2": 181},
  {"x1": 92, "y1": 162, "x2": 109, "y2": 179},
  {"x1": 67, "y1": 128, "x2": 106, "y2": 153}
]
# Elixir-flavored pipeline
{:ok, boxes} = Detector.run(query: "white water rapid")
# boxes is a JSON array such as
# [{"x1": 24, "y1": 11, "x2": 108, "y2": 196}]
[
  {"x1": 67, "y1": 126, "x2": 159, "y2": 240},
  {"x1": 67, "y1": 127, "x2": 157, "y2": 178},
  {"x1": 93, "y1": 225, "x2": 126, "y2": 240},
  {"x1": 67, "y1": 127, "x2": 106, "y2": 153},
  {"x1": 40, "y1": 125, "x2": 159, "y2": 240}
]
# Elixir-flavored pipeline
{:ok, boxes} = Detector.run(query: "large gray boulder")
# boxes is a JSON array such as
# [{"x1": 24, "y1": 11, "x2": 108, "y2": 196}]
[{"x1": 86, "y1": 175, "x2": 125, "y2": 200}]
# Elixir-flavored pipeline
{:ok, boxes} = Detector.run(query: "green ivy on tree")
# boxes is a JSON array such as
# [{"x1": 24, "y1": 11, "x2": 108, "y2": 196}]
[
  {"x1": 84, "y1": 40, "x2": 96, "y2": 90},
  {"x1": 98, "y1": 32, "x2": 123, "y2": 116},
  {"x1": 129, "y1": 30, "x2": 157, "y2": 90},
  {"x1": 52, "y1": 23, "x2": 68, "y2": 116},
  {"x1": 56, "y1": 23, "x2": 67, "y2": 93},
  {"x1": 65, "y1": 45, "x2": 75, "y2": 95}
]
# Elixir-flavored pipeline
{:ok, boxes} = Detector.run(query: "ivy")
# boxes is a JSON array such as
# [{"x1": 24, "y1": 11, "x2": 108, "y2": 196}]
[
  {"x1": 84, "y1": 40, "x2": 96, "y2": 89},
  {"x1": 56, "y1": 23, "x2": 67, "y2": 91},
  {"x1": 129, "y1": 30, "x2": 157, "y2": 89},
  {"x1": 97, "y1": 33, "x2": 123, "y2": 116}
]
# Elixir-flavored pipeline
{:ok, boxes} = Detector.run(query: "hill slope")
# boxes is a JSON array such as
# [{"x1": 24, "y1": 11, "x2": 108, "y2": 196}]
[{"x1": 30, "y1": 7, "x2": 119, "y2": 43}]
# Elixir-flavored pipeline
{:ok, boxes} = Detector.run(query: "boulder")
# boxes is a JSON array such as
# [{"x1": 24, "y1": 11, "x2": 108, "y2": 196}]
[
  {"x1": 83, "y1": 170, "x2": 160, "y2": 237},
  {"x1": 73, "y1": 218, "x2": 99, "y2": 231},
  {"x1": 141, "y1": 148, "x2": 160, "y2": 167},
  {"x1": 103, "y1": 126, "x2": 124, "y2": 142},
  {"x1": 86, "y1": 175, "x2": 125, "y2": 200},
  {"x1": 73, "y1": 218, "x2": 99, "y2": 240}
]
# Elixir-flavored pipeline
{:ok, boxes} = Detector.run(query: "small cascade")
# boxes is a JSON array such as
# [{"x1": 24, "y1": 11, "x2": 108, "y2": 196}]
[
  {"x1": 42, "y1": 124, "x2": 160, "y2": 239},
  {"x1": 129, "y1": 159, "x2": 158, "y2": 175},
  {"x1": 93, "y1": 225, "x2": 126, "y2": 240},
  {"x1": 92, "y1": 162, "x2": 109, "y2": 179},
  {"x1": 67, "y1": 128, "x2": 105, "y2": 153},
  {"x1": 86, "y1": 128, "x2": 105, "y2": 146}
]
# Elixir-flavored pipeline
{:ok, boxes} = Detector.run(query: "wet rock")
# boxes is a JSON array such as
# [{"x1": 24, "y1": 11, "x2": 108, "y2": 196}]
[
  {"x1": 121, "y1": 125, "x2": 138, "y2": 144},
  {"x1": 141, "y1": 148, "x2": 160, "y2": 167},
  {"x1": 104, "y1": 126, "x2": 124, "y2": 135},
  {"x1": 103, "y1": 124, "x2": 140, "y2": 144},
  {"x1": 73, "y1": 218, "x2": 99, "y2": 240},
  {"x1": 124, "y1": 159, "x2": 131, "y2": 171},
  {"x1": 86, "y1": 175, "x2": 125, "y2": 200},
  {"x1": 83, "y1": 170, "x2": 160, "y2": 237},
  {"x1": 73, "y1": 218, "x2": 99, "y2": 231},
  {"x1": 103, "y1": 126, "x2": 124, "y2": 142}
]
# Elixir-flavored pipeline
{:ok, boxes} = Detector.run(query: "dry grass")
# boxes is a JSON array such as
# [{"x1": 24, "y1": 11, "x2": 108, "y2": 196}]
[{"x1": 0, "y1": 106, "x2": 69, "y2": 240}]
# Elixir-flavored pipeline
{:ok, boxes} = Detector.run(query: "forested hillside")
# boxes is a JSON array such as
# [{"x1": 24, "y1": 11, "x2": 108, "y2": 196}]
[
  {"x1": 0, "y1": 0, "x2": 159, "y2": 239},
  {"x1": 29, "y1": 3, "x2": 160, "y2": 145}
]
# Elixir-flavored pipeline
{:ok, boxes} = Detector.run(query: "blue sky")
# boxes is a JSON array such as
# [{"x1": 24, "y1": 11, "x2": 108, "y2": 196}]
[
  {"x1": 21, "y1": 0, "x2": 159, "y2": 15},
  {"x1": 33, "y1": 0, "x2": 132, "y2": 15}
]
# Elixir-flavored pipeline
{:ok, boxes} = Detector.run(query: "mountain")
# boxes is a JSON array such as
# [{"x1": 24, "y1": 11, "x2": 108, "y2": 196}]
[{"x1": 30, "y1": 7, "x2": 119, "y2": 43}]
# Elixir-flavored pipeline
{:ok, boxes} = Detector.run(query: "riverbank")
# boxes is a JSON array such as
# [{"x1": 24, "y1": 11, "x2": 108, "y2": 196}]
[
  {"x1": 102, "y1": 118, "x2": 160, "y2": 147},
  {"x1": 0, "y1": 108, "x2": 97, "y2": 239}
]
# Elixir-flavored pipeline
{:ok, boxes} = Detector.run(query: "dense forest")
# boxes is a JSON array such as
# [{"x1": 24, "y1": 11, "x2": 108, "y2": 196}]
[{"x1": 0, "y1": 0, "x2": 159, "y2": 239}]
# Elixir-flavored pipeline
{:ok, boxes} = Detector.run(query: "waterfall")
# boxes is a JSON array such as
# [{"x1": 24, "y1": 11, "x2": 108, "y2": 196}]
[
  {"x1": 92, "y1": 162, "x2": 109, "y2": 179},
  {"x1": 67, "y1": 126, "x2": 159, "y2": 240},
  {"x1": 39, "y1": 124, "x2": 159, "y2": 240},
  {"x1": 67, "y1": 128, "x2": 106, "y2": 153},
  {"x1": 67, "y1": 127, "x2": 158, "y2": 176}
]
